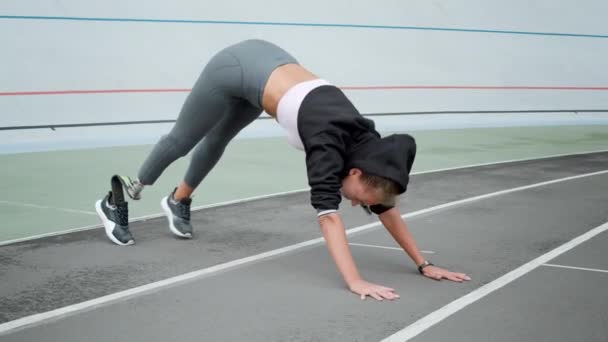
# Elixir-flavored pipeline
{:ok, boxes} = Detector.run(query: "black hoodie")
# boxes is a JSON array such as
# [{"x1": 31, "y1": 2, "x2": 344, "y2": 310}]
[{"x1": 297, "y1": 85, "x2": 417, "y2": 215}]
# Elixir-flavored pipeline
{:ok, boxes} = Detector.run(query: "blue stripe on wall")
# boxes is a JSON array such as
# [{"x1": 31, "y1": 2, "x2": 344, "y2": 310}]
[{"x1": 1, "y1": 15, "x2": 607, "y2": 39}]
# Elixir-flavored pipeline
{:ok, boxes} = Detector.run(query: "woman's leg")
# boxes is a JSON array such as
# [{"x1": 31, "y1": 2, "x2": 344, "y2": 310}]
[
  {"x1": 136, "y1": 91, "x2": 230, "y2": 186},
  {"x1": 137, "y1": 39, "x2": 296, "y2": 194},
  {"x1": 162, "y1": 99, "x2": 261, "y2": 238},
  {"x1": 133, "y1": 51, "x2": 242, "y2": 193},
  {"x1": 173, "y1": 99, "x2": 263, "y2": 200}
]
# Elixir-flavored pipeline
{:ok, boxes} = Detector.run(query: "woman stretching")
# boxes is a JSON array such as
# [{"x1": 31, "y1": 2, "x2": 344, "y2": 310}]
[{"x1": 96, "y1": 39, "x2": 470, "y2": 301}]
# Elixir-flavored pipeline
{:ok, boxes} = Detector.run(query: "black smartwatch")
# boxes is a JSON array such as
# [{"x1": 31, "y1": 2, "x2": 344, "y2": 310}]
[{"x1": 418, "y1": 260, "x2": 434, "y2": 274}]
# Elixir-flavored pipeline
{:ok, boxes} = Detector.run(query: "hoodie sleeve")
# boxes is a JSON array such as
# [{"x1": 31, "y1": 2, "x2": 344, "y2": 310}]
[
  {"x1": 369, "y1": 204, "x2": 394, "y2": 215},
  {"x1": 304, "y1": 132, "x2": 346, "y2": 215}
]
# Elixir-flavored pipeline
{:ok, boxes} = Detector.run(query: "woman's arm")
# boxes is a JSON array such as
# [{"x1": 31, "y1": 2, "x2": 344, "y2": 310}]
[
  {"x1": 378, "y1": 208, "x2": 426, "y2": 265},
  {"x1": 319, "y1": 213, "x2": 399, "y2": 300}
]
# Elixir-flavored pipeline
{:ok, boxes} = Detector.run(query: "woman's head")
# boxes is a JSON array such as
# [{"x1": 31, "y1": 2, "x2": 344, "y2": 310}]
[
  {"x1": 343, "y1": 133, "x2": 417, "y2": 207},
  {"x1": 342, "y1": 134, "x2": 416, "y2": 206},
  {"x1": 341, "y1": 168, "x2": 401, "y2": 207}
]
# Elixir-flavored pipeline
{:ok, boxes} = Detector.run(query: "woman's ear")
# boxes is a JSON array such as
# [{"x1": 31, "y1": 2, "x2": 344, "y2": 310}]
[{"x1": 349, "y1": 168, "x2": 363, "y2": 176}]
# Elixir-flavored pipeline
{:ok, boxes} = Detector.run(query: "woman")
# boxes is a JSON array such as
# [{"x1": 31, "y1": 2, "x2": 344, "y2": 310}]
[{"x1": 96, "y1": 39, "x2": 470, "y2": 301}]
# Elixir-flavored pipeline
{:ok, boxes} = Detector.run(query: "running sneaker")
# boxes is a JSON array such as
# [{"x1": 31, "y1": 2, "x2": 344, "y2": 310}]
[
  {"x1": 95, "y1": 175, "x2": 135, "y2": 246},
  {"x1": 161, "y1": 188, "x2": 193, "y2": 238}
]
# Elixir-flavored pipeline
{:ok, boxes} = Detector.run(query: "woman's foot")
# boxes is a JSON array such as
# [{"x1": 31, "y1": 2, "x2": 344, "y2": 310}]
[
  {"x1": 161, "y1": 188, "x2": 193, "y2": 238},
  {"x1": 95, "y1": 182, "x2": 134, "y2": 246}
]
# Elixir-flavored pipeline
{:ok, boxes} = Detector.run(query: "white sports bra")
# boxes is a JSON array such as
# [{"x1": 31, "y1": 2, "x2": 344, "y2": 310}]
[{"x1": 276, "y1": 79, "x2": 331, "y2": 151}]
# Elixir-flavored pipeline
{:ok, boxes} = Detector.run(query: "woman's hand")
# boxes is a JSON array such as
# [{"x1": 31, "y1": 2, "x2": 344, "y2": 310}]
[
  {"x1": 422, "y1": 265, "x2": 471, "y2": 282},
  {"x1": 348, "y1": 279, "x2": 400, "y2": 301}
]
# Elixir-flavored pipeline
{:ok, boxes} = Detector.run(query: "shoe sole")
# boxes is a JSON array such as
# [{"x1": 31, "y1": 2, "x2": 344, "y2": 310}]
[
  {"x1": 95, "y1": 200, "x2": 135, "y2": 246},
  {"x1": 161, "y1": 196, "x2": 192, "y2": 239},
  {"x1": 117, "y1": 175, "x2": 141, "y2": 200}
]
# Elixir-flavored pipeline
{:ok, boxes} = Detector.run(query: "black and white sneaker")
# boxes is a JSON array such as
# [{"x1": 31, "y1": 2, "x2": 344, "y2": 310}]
[
  {"x1": 95, "y1": 192, "x2": 134, "y2": 246},
  {"x1": 161, "y1": 188, "x2": 193, "y2": 238},
  {"x1": 95, "y1": 175, "x2": 135, "y2": 246}
]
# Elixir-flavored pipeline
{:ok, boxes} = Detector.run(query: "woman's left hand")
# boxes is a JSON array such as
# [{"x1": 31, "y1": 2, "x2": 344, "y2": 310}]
[{"x1": 422, "y1": 265, "x2": 471, "y2": 282}]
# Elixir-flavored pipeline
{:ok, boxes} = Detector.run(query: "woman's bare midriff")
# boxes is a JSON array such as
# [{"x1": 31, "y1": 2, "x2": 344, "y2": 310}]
[{"x1": 262, "y1": 64, "x2": 319, "y2": 118}]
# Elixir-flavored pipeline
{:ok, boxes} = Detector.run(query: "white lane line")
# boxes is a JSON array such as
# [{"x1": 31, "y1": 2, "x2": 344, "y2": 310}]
[
  {"x1": 349, "y1": 243, "x2": 435, "y2": 254},
  {"x1": 381, "y1": 220, "x2": 608, "y2": 342},
  {"x1": 1, "y1": 148, "x2": 606, "y2": 246},
  {"x1": 0, "y1": 200, "x2": 97, "y2": 216},
  {"x1": 411, "y1": 148, "x2": 608, "y2": 176},
  {"x1": 542, "y1": 263, "x2": 608, "y2": 274},
  {"x1": 0, "y1": 189, "x2": 305, "y2": 246},
  {"x1": 1, "y1": 169, "x2": 606, "y2": 335}
]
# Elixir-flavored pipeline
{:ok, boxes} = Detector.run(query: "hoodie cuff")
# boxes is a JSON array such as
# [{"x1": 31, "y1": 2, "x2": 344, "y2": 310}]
[{"x1": 317, "y1": 209, "x2": 338, "y2": 217}]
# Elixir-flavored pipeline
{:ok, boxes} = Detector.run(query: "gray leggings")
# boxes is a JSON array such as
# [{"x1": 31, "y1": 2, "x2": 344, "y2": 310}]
[{"x1": 137, "y1": 39, "x2": 298, "y2": 188}]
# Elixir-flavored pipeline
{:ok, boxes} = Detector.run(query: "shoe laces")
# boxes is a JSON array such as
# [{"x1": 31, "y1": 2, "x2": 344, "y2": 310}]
[
  {"x1": 116, "y1": 202, "x2": 129, "y2": 226},
  {"x1": 175, "y1": 199, "x2": 191, "y2": 221}
]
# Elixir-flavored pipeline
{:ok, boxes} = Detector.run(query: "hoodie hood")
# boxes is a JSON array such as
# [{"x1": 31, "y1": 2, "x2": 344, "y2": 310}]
[{"x1": 345, "y1": 134, "x2": 417, "y2": 194}]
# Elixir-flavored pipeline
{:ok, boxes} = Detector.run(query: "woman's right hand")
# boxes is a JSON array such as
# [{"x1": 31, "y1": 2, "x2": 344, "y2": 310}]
[{"x1": 348, "y1": 279, "x2": 400, "y2": 301}]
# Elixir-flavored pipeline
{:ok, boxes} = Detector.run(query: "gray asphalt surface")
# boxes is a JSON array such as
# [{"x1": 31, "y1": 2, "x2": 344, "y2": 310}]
[
  {"x1": 1, "y1": 152, "x2": 607, "y2": 341},
  {"x1": 411, "y1": 232, "x2": 608, "y2": 342}
]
